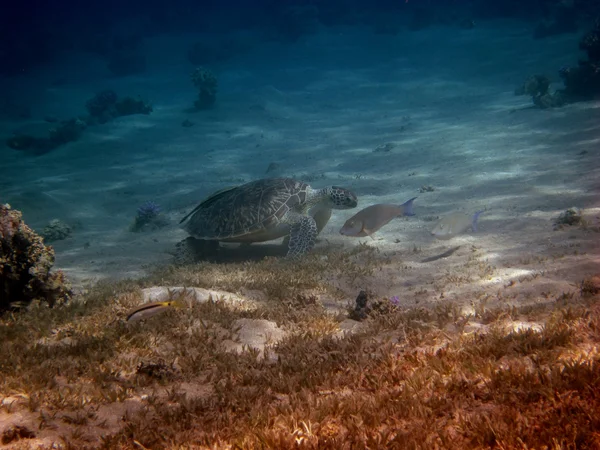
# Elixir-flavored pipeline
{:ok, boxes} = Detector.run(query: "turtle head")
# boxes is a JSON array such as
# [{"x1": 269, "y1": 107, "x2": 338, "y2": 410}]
[{"x1": 324, "y1": 186, "x2": 358, "y2": 209}]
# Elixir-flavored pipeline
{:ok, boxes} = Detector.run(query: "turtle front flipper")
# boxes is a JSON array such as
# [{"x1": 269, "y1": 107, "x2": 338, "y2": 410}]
[
  {"x1": 313, "y1": 208, "x2": 332, "y2": 234},
  {"x1": 287, "y1": 215, "x2": 318, "y2": 258}
]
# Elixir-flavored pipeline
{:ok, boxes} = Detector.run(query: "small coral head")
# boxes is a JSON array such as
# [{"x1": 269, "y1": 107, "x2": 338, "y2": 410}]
[
  {"x1": 326, "y1": 186, "x2": 358, "y2": 209},
  {"x1": 137, "y1": 201, "x2": 161, "y2": 218}
]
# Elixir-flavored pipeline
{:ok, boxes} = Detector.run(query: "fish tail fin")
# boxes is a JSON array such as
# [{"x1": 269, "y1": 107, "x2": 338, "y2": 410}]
[
  {"x1": 401, "y1": 197, "x2": 417, "y2": 216},
  {"x1": 472, "y1": 210, "x2": 484, "y2": 232}
]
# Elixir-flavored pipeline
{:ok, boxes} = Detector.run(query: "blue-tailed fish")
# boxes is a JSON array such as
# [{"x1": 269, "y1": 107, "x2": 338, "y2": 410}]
[
  {"x1": 126, "y1": 300, "x2": 185, "y2": 322},
  {"x1": 340, "y1": 197, "x2": 417, "y2": 237},
  {"x1": 430, "y1": 211, "x2": 484, "y2": 240}
]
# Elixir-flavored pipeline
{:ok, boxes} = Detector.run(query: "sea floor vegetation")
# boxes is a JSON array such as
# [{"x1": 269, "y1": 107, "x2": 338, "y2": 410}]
[{"x1": 1, "y1": 246, "x2": 599, "y2": 449}]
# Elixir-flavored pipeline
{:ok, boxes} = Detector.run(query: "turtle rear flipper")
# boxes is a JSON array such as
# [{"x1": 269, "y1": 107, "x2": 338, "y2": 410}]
[{"x1": 287, "y1": 215, "x2": 318, "y2": 259}]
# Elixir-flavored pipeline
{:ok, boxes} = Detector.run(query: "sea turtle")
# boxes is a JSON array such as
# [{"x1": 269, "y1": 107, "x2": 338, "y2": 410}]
[{"x1": 179, "y1": 178, "x2": 358, "y2": 258}]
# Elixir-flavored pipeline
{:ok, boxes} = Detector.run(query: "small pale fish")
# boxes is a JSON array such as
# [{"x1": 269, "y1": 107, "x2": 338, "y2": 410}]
[
  {"x1": 430, "y1": 211, "x2": 484, "y2": 240},
  {"x1": 340, "y1": 197, "x2": 417, "y2": 237},
  {"x1": 126, "y1": 300, "x2": 185, "y2": 322}
]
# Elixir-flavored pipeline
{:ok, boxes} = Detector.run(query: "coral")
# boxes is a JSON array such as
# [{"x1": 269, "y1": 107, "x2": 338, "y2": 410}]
[
  {"x1": 348, "y1": 289, "x2": 391, "y2": 320},
  {"x1": 518, "y1": 21, "x2": 600, "y2": 108},
  {"x1": 41, "y1": 219, "x2": 72, "y2": 242},
  {"x1": 114, "y1": 97, "x2": 153, "y2": 116},
  {"x1": 554, "y1": 207, "x2": 585, "y2": 229},
  {"x1": 515, "y1": 74, "x2": 550, "y2": 97},
  {"x1": 191, "y1": 68, "x2": 218, "y2": 110},
  {"x1": 580, "y1": 274, "x2": 600, "y2": 296},
  {"x1": 85, "y1": 90, "x2": 118, "y2": 123},
  {"x1": 5, "y1": 134, "x2": 42, "y2": 152},
  {"x1": 556, "y1": 19, "x2": 600, "y2": 102},
  {"x1": 5, "y1": 119, "x2": 87, "y2": 155},
  {"x1": 0, "y1": 204, "x2": 71, "y2": 312},
  {"x1": 513, "y1": 74, "x2": 568, "y2": 108},
  {"x1": 85, "y1": 90, "x2": 152, "y2": 124},
  {"x1": 130, "y1": 201, "x2": 169, "y2": 232},
  {"x1": 532, "y1": 91, "x2": 567, "y2": 108},
  {"x1": 48, "y1": 118, "x2": 87, "y2": 145},
  {"x1": 580, "y1": 18, "x2": 600, "y2": 61}
]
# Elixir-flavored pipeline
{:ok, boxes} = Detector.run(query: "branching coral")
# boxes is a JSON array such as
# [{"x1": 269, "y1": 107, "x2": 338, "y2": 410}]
[{"x1": 0, "y1": 204, "x2": 71, "y2": 312}]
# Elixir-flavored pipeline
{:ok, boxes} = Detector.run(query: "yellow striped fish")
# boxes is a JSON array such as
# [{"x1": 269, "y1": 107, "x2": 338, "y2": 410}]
[{"x1": 126, "y1": 300, "x2": 185, "y2": 322}]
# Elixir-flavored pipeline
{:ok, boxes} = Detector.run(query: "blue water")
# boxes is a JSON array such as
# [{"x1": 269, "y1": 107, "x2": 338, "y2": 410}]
[{"x1": 0, "y1": 1, "x2": 598, "y2": 285}]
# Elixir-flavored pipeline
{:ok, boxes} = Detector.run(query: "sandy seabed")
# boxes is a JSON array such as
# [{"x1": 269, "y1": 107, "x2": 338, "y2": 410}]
[{"x1": 1, "y1": 18, "x2": 598, "y2": 309}]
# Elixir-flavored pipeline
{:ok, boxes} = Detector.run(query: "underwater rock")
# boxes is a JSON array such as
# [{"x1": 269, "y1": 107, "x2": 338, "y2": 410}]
[
  {"x1": 532, "y1": 91, "x2": 566, "y2": 108},
  {"x1": 41, "y1": 219, "x2": 72, "y2": 242},
  {"x1": 191, "y1": 68, "x2": 218, "y2": 110},
  {"x1": 515, "y1": 74, "x2": 568, "y2": 109},
  {"x1": 85, "y1": 90, "x2": 118, "y2": 122},
  {"x1": 6, "y1": 135, "x2": 52, "y2": 155},
  {"x1": 580, "y1": 274, "x2": 600, "y2": 296},
  {"x1": 48, "y1": 118, "x2": 87, "y2": 145},
  {"x1": 348, "y1": 290, "x2": 395, "y2": 321},
  {"x1": 0, "y1": 204, "x2": 71, "y2": 313},
  {"x1": 515, "y1": 75, "x2": 550, "y2": 97},
  {"x1": 531, "y1": 19, "x2": 600, "y2": 106},
  {"x1": 349, "y1": 290, "x2": 374, "y2": 321},
  {"x1": 580, "y1": 19, "x2": 600, "y2": 62},
  {"x1": 114, "y1": 96, "x2": 153, "y2": 116},
  {"x1": 221, "y1": 318, "x2": 285, "y2": 360},
  {"x1": 140, "y1": 286, "x2": 247, "y2": 306},
  {"x1": 553, "y1": 207, "x2": 585, "y2": 229},
  {"x1": 86, "y1": 90, "x2": 152, "y2": 124},
  {"x1": 5, "y1": 118, "x2": 87, "y2": 155}
]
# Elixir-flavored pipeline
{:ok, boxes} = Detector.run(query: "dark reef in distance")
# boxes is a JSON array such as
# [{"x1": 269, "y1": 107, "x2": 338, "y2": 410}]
[
  {"x1": 5, "y1": 91, "x2": 152, "y2": 155},
  {"x1": 516, "y1": 18, "x2": 600, "y2": 108}
]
